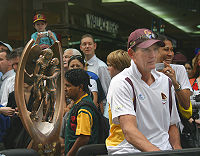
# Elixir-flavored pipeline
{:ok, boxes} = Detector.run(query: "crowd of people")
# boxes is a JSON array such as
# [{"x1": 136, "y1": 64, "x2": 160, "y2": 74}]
[{"x1": 0, "y1": 13, "x2": 200, "y2": 156}]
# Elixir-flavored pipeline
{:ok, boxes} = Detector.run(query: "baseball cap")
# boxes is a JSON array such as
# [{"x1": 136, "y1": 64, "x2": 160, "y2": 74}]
[
  {"x1": 33, "y1": 13, "x2": 46, "y2": 24},
  {"x1": 0, "y1": 41, "x2": 13, "y2": 52},
  {"x1": 127, "y1": 28, "x2": 164, "y2": 50}
]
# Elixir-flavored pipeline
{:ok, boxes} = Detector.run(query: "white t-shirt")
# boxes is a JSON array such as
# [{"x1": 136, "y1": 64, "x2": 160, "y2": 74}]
[
  {"x1": 170, "y1": 64, "x2": 192, "y2": 93},
  {"x1": 89, "y1": 79, "x2": 98, "y2": 93},
  {"x1": 170, "y1": 64, "x2": 193, "y2": 131},
  {"x1": 106, "y1": 60, "x2": 180, "y2": 155}
]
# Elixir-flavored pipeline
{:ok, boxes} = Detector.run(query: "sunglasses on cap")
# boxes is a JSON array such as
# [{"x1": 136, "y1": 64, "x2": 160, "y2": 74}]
[{"x1": 129, "y1": 32, "x2": 157, "y2": 49}]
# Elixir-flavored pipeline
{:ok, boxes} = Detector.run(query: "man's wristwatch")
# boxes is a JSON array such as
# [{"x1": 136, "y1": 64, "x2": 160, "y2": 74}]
[{"x1": 175, "y1": 83, "x2": 182, "y2": 92}]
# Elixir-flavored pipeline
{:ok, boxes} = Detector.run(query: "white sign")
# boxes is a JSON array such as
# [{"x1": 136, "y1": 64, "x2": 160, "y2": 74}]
[{"x1": 86, "y1": 13, "x2": 119, "y2": 34}]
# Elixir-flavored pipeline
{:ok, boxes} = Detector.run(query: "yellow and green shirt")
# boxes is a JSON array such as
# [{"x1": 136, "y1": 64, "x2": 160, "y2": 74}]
[{"x1": 65, "y1": 94, "x2": 99, "y2": 154}]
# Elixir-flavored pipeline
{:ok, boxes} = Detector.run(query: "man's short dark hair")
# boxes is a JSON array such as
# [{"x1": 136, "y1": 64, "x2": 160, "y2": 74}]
[
  {"x1": 81, "y1": 34, "x2": 95, "y2": 43},
  {"x1": 7, "y1": 47, "x2": 24, "y2": 60},
  {"x1": 65, "y1": 69, "x2": 91, "y2": 93}
]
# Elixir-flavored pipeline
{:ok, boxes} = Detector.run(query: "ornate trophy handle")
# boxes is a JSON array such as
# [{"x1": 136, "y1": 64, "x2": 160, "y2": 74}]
[{"x1": 15, "y1": 39, "x2": 65, "y2": 155}]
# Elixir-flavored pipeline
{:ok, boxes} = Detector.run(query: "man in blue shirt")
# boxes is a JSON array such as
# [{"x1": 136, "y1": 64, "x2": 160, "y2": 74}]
[{"x1": 0, "y1": 41, "x2": 15, "y2": 150}]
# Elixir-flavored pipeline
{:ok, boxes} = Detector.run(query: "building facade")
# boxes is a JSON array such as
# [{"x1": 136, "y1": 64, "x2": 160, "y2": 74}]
[{"x1": 1, "y1": 0, "x2": 199, "y2": 61}]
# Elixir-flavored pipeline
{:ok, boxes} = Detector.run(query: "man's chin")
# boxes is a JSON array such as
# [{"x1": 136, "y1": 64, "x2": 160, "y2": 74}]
[{"x1": 84, "y1": 52, "x2": 92, "y2": 55}]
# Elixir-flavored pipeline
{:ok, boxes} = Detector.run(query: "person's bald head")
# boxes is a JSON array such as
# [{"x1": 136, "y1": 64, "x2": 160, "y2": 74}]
[{"x1": 63, "y1": 48, "x2": 82, "y2": 70}]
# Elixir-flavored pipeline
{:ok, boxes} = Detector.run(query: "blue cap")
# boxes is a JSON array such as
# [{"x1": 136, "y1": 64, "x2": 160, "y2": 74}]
[{"x1": 0, "y1": 41, "x2": 13, "y2": 52}]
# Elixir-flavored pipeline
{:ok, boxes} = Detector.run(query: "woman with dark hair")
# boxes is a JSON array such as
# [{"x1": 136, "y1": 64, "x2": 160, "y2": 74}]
[
  {"x1": 184, "y1": 62, "x2": 193, "y2": 79},
  {"x1": 68, "y1": 55, "x2": 98, "y2": 107},
  {"x1": 156, "y1": 34, "x2": 192, "y2": 115},
  {"x1": 156, "y1": 34, "x2": 194, "y2": 148},
  {"x1": 68, "y1": 55, "x2": 106, "y2": 112}
]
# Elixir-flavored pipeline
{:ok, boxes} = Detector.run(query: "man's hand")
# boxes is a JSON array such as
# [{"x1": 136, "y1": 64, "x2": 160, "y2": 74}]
[{"x1": 0, "y1": 107, "x2": 15, "y2": 116}]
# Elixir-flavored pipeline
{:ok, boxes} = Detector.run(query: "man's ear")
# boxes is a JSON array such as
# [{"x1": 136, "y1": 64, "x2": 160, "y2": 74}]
[
  {"x1": 80, "y1": 44, "x2": 83, "y2": 51},
  {"x1": 94, "y1": 43, "x2": 97, "y2": 50},
  {"x1": 128, "y1": 48, "x2": 134, "y2": 59}
]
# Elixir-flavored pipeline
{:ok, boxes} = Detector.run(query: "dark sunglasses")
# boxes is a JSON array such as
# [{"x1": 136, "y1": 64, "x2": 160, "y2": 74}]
[{"x1": 70, "y1": 55, "x2": 83, "y2": 60}]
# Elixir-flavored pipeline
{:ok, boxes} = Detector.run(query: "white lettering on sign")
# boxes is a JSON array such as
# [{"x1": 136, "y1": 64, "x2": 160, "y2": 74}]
[{"x1": 86, "y1": 14, "x2": 119, "y2": 34}]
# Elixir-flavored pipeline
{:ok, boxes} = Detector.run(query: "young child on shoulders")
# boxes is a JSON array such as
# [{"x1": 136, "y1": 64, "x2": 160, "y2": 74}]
[{"x1": 31, "y1": 13, "x2": 58, "y2": 50}]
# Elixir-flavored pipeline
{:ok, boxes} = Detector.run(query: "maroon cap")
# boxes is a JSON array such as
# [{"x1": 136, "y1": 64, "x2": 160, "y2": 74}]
[
  {"x1": 127, "y1": 28, "x2": 164, "y2": 49},
  {"x1": 173, "y1": 52, "x2": 187, "y2": 64}
]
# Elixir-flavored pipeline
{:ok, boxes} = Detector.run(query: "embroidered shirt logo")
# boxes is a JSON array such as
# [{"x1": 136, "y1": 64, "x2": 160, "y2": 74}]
[
  {"x1": 138, "y1": 94, "x2": 145, "y2": 100},
  {"x1": 161, "y1": 92, "x2": 167, "y2": 104},
  {"x1": 114, "y1": 104, "x2": 123, "y2": 111}
]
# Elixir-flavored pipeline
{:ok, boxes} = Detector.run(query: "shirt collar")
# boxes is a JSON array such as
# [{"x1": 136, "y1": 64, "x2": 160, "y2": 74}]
[
  {"x1": 86, "y1": 55, "x2": 96, "y2": 66},
  {"x1": 75, "y1": 93, "x2": 88, "y2": 104},
  {"x1": 1, "y1": 69, "x2": 15, "y2": 81}
]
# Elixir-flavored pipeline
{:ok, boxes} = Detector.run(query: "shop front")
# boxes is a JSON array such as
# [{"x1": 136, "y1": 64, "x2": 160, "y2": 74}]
[{"x1": 3, "y1": 0, "x2": 131, "y2": 62}]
